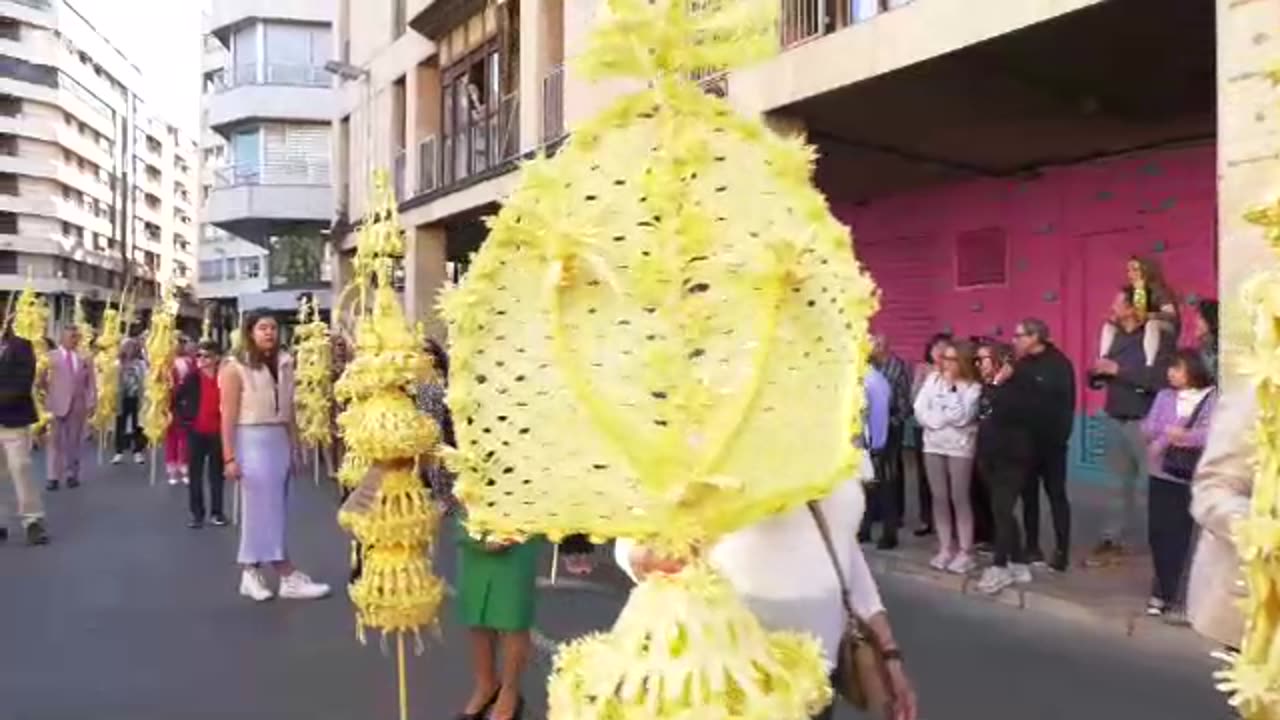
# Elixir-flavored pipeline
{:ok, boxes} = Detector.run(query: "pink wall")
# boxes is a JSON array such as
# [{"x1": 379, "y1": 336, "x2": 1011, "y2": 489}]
[{"x1": 832, "y1": 144, "x2": 1217, "y2": 415}]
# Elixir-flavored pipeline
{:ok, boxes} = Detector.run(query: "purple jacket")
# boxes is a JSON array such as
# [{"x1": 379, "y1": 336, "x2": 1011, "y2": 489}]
[{"x1": 1141, "y1": 388, "x2": 1217, "y2": 482}]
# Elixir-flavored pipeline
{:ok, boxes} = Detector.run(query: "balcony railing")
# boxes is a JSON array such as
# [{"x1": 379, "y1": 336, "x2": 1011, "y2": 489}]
[
  {"x1": 217, "y1": 63, "x2": 330, "y2": 91},
  {"x1": 780, "y1": 0, "x2": 915, "y2": 49},
  {"x1": 212, "y1": 161, "x2": 331, "y2": 188},
  {"x1": 442, "y1": 92, "x2": 520, "y2": 187},
  {"x1": 542, "y1": 65, "x2": 565, "y2": 145}
]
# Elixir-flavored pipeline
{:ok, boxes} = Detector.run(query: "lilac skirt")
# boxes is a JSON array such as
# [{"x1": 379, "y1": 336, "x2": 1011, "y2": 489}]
[{"x1": 236, "y1": 424, "x2": 290, "y2": 565}]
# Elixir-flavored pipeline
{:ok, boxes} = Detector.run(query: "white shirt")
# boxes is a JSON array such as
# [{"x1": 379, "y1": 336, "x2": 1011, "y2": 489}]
[
  {"x1": 913, "y1": 371, "x2": 981, "y2": 458},
  {"x1": 614, "y1": 457, "x2": 885, "y2": 671}
]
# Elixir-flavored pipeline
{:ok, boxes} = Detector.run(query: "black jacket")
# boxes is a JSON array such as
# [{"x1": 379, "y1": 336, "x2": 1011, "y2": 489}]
[
  {"x1": 1014, "y1": 343, "x2": 1076, "y2": 448},
  {"x1": 976, "y1": 371, "x2": 1038, "y2": 467},
  {"x1": 0, "y1": 334, "x2": 36, "y2": 428},
  {"x1": 174, "y1": 371, "x2": 206, "y2": 428}
]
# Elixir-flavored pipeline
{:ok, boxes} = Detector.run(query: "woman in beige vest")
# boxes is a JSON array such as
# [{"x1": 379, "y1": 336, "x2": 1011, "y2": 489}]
[
  {"x1": 219, "y1": 311, "x2": 330, "y2": 602},
  {"x1": 1187, "y1": 385, "x2": 1252, "y2": 648}
]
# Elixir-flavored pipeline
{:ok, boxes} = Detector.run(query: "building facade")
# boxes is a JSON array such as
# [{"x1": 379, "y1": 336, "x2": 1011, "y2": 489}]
[
  {"x1": 337, "y1": 0, "x2": 1217, "y2": 485},
  {"x1": 199, "y1": 0, "x2": 336, "y2": 338},
  {"x1": 0, "y1": 0, "x2": 199, "y2": 326}
]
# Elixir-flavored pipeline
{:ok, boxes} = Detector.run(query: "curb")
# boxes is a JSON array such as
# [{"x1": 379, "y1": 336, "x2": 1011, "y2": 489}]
[{"x1": 865, "y1": 549, "x2": 1178, "y2": 640}]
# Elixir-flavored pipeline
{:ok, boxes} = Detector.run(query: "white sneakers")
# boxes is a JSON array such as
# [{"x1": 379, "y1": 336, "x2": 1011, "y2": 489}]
[
  {"x1": 134, "y1": 452, "x2": 145, "y2": 464},
  {"x1": 239, "y1": 569, "x2": 274, "y2": 602},
  {"x1": 929, "y1": 551, "x2": 953, "y2": 571},
  {"x1": 111, "y1": 453, "x2": 123, "y2": 465},
  {"x1": 977, "y1": 563, "x2": 1034, "y2": 595},
  {"x1": 946, "y1": 552, "x2": 976, "y2": 575},
  {"x1": 239, "y1": 569, "x2": 331, "y2": 602},
  {"x1": 279, "y1": 571, "x2": 331, "y2": 600}
]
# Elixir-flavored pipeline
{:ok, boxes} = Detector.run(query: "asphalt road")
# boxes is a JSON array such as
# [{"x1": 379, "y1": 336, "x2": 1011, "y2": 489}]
[{"x1": 0, "y1": 453, "x2": 1231, "y2": 720}]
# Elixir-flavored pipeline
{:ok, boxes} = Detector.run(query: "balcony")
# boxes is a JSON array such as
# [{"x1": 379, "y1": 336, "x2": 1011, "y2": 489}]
[
  {"x1": 206, "y1": 63, "x2": 334, "y2": 132},
  {"x1": 779, "y1": 0, "x2": 915, "y2": 49},
  {"x1": 205, "y1": 0, "x2": 334, "y2": 39},
  {"x1": 205, "y1": 161, "x2": 332, "y2": 238}
]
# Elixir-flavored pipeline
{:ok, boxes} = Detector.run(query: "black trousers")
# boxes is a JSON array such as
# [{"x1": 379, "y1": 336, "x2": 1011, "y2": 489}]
[
  {"x1": 1023, "y1": 443, "x2": 1071, "y2": 558},
  {"x1": 971, "y1": 463, "x2": 994, "y2": 545},
  {"x1": 862, "y1": 425, "x2": 905, "y2": 539},
  {"x1": 187, "y1": 430, "x2": 225, "y2": 520},
  {"x1": 114, "y1": 396, "x2": 145, "y2": 454},
  {"x1": 982, "y1": 456, "x2": 1029, "y2": 567},
  {"x1": 905, "y1": 428, "x2": 933, "y2": 528},
  {"x1": 1148, "y1": 476, "x2": 1194, "y2": 605}
]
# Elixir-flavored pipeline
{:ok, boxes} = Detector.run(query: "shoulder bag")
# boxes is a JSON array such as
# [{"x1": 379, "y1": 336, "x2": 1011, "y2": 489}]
[
  {"x1": 1160, "y1": 391, "x2": 1214, "y2": 482},
  {"x1": 807, "y1": 501, "x2": 894, "y2": 717}
]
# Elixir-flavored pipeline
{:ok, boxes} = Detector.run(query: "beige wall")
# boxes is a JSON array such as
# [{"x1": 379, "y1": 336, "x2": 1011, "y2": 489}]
[{"x1": 1217, "y1": 0, "x2": 1280, "y2": 392}]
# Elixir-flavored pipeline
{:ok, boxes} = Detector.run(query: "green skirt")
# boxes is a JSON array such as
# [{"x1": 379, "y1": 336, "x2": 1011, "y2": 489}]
[{"x1": 454, "y1": 518, "x2": 539, "y2": 632}]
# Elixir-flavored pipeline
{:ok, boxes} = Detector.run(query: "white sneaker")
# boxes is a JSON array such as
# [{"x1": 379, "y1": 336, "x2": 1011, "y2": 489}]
[
  {"x1": 110, "y1": 453, "x2": 123, "y2": 465},
  {"x1": 1009, "y1": 563, "x2": 1033, "y2": 585},
  {"x1": 278, "y1": 571, "x2": 331, "y2": 600},
  {"x1": 134, "y1": 453, "x2": 145, "y2": 464},
  {"x1": 947, "y1": 552, "x2": 977, "y2": 575},
  {"x1": 168, "y1": 477, "x2": 179, "y2": 486},
  {"x1": 239, "y1": 569, "x2": 274, "y2": 602},
  {"x1": 977, "y1": 566, "x2": 1015, "y2": 594},
  {"x1": 929, "y1": 551, "x2": 954, "y2": 571}
]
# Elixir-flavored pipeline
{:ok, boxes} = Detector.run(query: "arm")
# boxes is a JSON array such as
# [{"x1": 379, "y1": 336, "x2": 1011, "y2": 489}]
[
  {"x1": 938, "y1": 382, "x2": 981, "y2": 427},
  {"x1": 218, "y1": 363, "x2": 241, "y2": 470},
  {"x1": 1141, "y1": 390, "x2": 1172, "y2": 445},
  {"x1": 84, "y1": 358, "x2": 97, "y2": 411},
  {"x1": 1190, "y1": 388, "x2": 1254, "y2": 538},
  {"x1": 912, "y1": 379, "x2": 945, "y2": 431}
]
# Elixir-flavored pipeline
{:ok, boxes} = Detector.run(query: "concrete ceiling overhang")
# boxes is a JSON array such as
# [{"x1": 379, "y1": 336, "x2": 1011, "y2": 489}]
[{"x1": 792, "y1": 0, "x2": 1215, "y2": 202}]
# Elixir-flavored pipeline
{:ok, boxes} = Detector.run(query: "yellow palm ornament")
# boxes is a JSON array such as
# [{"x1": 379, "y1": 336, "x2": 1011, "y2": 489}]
[
  {"x1": 441, "y1": 1, "x2": 878, "y2": 718},
  {"x1": 90, "y1": 294, "x2": 126, "y2": 439},
  {"x1": 294, "y1": 296, "x2": 333, "y2": 455},
  {"x1": 142, "y1": 287, "x2": 178, "y2": 486},
  {"x1": 12, "y1": 280, "x2": 50, "y2": 434},
  {"x1": 1217, "y1": 201, "x2": 1280, "y2": 719},
  {"x1": 335, "y1": 170, "x2": 445, "y2": 720}
]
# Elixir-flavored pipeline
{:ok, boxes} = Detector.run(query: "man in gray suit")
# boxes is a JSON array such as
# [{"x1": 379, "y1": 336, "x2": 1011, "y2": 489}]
[{"x1": 43, "y1": 325, "x2": 95, "y2": 491}]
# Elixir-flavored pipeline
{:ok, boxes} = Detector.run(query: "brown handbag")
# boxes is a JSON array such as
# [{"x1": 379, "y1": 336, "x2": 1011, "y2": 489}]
[{"x1": 807, "y1": 501, "x2": 894, "y2": 717}]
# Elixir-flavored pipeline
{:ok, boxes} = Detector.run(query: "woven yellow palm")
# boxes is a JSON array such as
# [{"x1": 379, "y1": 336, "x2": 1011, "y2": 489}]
[
  {"x1": 12, "y1": 281, "x2": 50, "y2": 433},
  {"x1": 441, "y1": 1, "x2": 877, "y2": 718},
  {"x1": 90, "y1": 300, "x2": 125, "y2": 436},
  {"x1": 142, "y1": 288, "x2": 178, "y2": 447},
  {"x1": 294, "y1": 297, "x2": 333, "y2": 450},
  {"x1": 336, "y1": 170, "x2": 445, "y2": 720},
  {"x1": 1214, "y1": 201, "x2": 1280, "y2": 719}
]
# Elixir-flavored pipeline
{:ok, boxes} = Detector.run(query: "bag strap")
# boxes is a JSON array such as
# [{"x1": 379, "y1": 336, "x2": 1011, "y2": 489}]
[
  {"x1": 807, "y1": 500, "x2": 862, "y2": 625},
  {"x1": 1182, "y1": 389, "x2": 1215, "y2": 429}
]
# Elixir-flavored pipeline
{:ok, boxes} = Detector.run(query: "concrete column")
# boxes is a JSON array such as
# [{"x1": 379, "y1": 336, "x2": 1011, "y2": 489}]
[
  {"x1": 1217, "y1": 0, "x2": 1280, "y2": 392},
  {"x1": 404, "y1": 224, "x2": 448, "y2": 337},
  {"x1": 519, "y1": 0, "x2": 546, "y2": 153}
]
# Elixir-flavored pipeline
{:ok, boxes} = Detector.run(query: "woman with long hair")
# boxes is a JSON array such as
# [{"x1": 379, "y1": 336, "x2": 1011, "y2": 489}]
[
  {"x1": 220, "y1": 311, "x2": 329, "y2": 602},
  {"x1": 905, "y1": 332, "x2": 952, "y2": 537},
  {"x1": 1193, "y1": 298, "x2": 1219, "y2": 379},
  {"x1": 1141, "y1": 349, "x2": 1217, "y2": 622},
  {"x1": 913, "y1": 339, "x2": 982, "y2": 574},
  {"x1": 1099, "y1": 256, "x2": 1179, "y2": 367},
  {"x1": 416, "y1": 337, "x2": 535, "y2": 720}
]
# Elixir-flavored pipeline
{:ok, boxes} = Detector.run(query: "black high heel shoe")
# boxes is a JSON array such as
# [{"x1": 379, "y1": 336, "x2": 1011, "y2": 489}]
[{"x1": 456, "y1": 689, "x2": 499, "y2": 720}]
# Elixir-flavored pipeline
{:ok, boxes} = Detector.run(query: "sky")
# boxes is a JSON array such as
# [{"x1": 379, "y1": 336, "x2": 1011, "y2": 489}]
[{"x1": 71, "y1": 0, "x2": 205, "y2": 135}]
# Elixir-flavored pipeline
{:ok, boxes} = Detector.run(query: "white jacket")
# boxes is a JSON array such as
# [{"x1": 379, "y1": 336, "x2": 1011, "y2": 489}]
[
  {"x1": 614, "y1": 459, "x2": 885, "y2": 671},
  {"x1": 912, "y1": 371, "x2": 981, "y2": 459}
]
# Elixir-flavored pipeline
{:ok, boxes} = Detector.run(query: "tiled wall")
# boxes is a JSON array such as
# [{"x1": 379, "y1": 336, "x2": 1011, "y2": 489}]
[{"x1": 832, "y1": 143, "x2": 1217, "y2": 484}]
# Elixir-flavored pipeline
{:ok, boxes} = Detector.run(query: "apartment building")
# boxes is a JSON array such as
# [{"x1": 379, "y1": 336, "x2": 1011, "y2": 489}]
[
  {"x1": 199, "y1": 0, "x2": 336, "y2": 338},
  {"x1": 0, "y1": 0, "x2": 200, "y2": 327}
]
